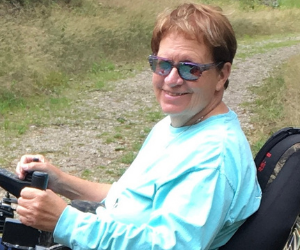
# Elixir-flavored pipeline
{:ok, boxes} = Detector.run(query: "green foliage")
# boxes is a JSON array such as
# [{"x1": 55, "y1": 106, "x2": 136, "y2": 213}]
[
  {"x1": 245, "y1": 72, "x2": 286, "y2": 154},
  {"x1": 278, "y1": 0, "x2": 300, "y2": 8},
  {"x1": 81, "y1": 169, "x2": 92, "y2": 178},
  {"x1": 37, "y1": 71, "x2": 69, "y2": 94},
  {"x1": 146, "y1": 111, "x2": 165, "y2": 122},
  {"x1": 0, "y1": 90, "x2": 25, "y2": 114},
  {"x1": 237, "y1": 37, "x2": 300, "y2": 59},
  {"x1": 245, "y1": 70, "x2": 285, "y2": 131},
  {"x1": 238, "y1": 0, "x2": 264, "y2": 10},
  {"x1": 1, "y1": 117, "x2": 28, "y2": 135},
  {"x1": 120, "y1": 151, "x2": 136, "y2": 165},
  {"x1": 252, "y1": 138, "x2": 269, "y2": 157}
]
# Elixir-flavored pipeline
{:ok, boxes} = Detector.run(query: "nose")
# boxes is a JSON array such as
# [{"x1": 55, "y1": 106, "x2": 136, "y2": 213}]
[{"x1": 164, "y1": 67, "x2": 184, "y2": 87}]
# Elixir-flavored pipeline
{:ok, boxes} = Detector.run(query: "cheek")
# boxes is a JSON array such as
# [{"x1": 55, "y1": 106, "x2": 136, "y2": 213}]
[
  {"x1": 152, "y1": 74, "x2": 162, "y2": 100},
  {"x1": 152, "y1": 73, "x2": 163, "y2": 86},
  {"x1": 188, "y1": 81, "x2": 212, "y2": 105},
  {"x1": 190, "y1": 91, "x2": 205, "y2": 107},
  {"x1": 152, "y1": 74, "x2": 165, "y2": 92}
]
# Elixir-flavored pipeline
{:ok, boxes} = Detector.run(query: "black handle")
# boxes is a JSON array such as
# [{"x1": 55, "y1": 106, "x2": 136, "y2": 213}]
[{"x1": 31, "y1": 171, "x2": 49, "y2": 190}]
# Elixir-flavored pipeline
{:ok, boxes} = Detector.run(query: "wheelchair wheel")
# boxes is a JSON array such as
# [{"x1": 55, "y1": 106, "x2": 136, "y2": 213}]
[{"x1": 283, "y1": 216, "x2": 300, "y2": 250}]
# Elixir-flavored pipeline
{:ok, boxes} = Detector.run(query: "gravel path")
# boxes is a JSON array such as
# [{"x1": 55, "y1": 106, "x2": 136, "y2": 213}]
[{"x1": 1, "y1": 38, "x2": 300, "y2": 184}]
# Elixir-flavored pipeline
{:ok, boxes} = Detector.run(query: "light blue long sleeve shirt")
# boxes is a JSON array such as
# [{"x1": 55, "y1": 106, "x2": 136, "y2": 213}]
[{"x1": 53, "y1": 110, "x2": 262, "y2": 250}]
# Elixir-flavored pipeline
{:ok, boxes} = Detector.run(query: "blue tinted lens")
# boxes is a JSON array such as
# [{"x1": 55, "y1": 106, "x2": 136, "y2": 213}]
[
  {"x1": 156, "y1": 59, "x2": 172, "y2": 76},
  {"x1": 178, "y1": 63, "x2": 200, "y2": 80}
]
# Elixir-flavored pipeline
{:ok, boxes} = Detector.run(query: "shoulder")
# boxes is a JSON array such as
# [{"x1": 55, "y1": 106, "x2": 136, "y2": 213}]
[
  {"x1": 189, "y1": 110, "x2": 255, "y2": 182},
  {"x1": 189, "y1": 110, "x2": 247, "y2": 154}
]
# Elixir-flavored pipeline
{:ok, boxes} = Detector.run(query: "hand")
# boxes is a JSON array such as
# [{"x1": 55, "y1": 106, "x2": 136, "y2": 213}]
[
  {"x1": 17, "y1": 187, "x2": 67, "y2": 232},
  {"x1": 16, "y1": 154, "x2": 63, "y2": 193},
  {"x1": 16, "y1": 154, "x2": 48, "y2": 179}
]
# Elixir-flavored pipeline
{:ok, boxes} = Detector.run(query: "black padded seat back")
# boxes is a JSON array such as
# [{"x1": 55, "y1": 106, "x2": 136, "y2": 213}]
[{"x1": 220, "y1": 127, "x2": 300, "y2": 250}]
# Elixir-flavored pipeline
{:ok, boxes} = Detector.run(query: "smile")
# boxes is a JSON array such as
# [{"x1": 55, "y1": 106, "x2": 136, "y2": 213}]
[{"x1": 165, "y1": 91, "x2": 188, "y2": 96}]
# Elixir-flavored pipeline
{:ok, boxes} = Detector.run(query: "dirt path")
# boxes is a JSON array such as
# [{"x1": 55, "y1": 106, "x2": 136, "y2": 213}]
[{"x1": 1, "y1": 39, "x2": 300, "y2": 183}]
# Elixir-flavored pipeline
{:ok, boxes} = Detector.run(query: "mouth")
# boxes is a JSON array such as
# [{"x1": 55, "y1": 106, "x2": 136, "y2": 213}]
[{"x1": 165, "y1": 90, "x2": 188, "y2": 96}]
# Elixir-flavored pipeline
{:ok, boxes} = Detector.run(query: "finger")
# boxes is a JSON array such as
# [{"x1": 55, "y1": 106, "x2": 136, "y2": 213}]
[
  {"x1": 32, "y1": 154, "x2": 46, "y2": 163},
  {"x1": 16, "y1": 202, "x2": 28, "y2": 216},
  {"x1": 17, "y1": 159, "x2": 47, "y2": 179},
  {"x1": 17, "y1": 206, "x2": 36, "y2": 227},
  {"x1": 19, "y1": 214, "x2": 33, "y2": 227},
  {"x1": 16, "y1": 161, "x2": 26, "y2": 179},
  {"x1": 19, "y1": 154, "x2": 45, "y2": 165},
  {"x1": 16, "y1": 161, "x2": 32, "y2": 179},
  {"x1": 20, "y1": 187, "x2": 44, "y2": 199},
  {"x1": 16, "y1": 155, "x2": 38, "y2": 178},
  {"x1": 20, "y1": 155, "x2": 36, "y2": 164}
]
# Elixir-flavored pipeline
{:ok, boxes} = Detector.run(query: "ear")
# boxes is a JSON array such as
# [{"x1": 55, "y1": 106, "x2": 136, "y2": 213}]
[{"x1": 216, "y1": 62, "x2": 231, "y2": 91}]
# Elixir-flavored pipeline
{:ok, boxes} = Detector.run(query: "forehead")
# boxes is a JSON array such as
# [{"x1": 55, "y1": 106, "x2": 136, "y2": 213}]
[{"x1": 157, "y1": 32, "x2": 212, "y2": 62}]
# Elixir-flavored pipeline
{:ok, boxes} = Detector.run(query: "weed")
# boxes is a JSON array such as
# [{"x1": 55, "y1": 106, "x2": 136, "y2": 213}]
[
  {"x1": 118, "y1": 168, "x2": 127, "y2": 176},
  {"x1": 0, "y1": 90, "x2": 25, "y2": 114},
  {"x1": 81, "y1": 169, "x2": 92, "y2": 178},
  {"x1": 120, "y1": 151, "x2": 136, "y2": 165},
  {"x1": 113, "y1": 133, "x2": 123, "y2": 140},
  {"x1": 105, "y1": 137, "x2": 115, "y2": 144},
  {"x1": 105, "y1": 169, "x2": 115, "y2": 175},
  {"x1": 146, "y1": 111, "x2": 165, "y2": 122}
]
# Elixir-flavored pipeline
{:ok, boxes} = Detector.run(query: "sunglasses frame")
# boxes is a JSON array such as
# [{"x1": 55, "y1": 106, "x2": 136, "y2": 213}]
[{"x1": 148, "y1": 55, "x2": 223, "y2": 81}]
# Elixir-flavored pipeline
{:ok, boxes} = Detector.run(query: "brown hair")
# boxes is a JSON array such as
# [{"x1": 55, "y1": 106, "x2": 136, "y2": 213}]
[{"x1": 151, "y1": 3, "x2": 237, "y2": 89}]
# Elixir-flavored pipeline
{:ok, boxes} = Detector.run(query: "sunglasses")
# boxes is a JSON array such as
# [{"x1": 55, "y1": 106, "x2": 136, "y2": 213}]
[{"x1": 148, "y1": 55, "x2": 223, "y2": 81}]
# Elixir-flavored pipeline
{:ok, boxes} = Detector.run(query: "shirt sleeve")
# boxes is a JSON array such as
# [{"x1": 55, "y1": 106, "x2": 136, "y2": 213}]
[{"x1": 53, "y1": 168, "x2": 236, "y2": 250}]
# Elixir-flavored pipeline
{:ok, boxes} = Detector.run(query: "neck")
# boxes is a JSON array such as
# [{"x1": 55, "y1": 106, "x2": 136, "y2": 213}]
[{"x1": 170, "y1": 101, "x2": 228, "y2": 127}]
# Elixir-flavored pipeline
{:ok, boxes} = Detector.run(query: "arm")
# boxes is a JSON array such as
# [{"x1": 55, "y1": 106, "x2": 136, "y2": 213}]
[
  {"x1": 55, "y1": 172, "x2": 111, "y2": 201},
  {"x1": 53, "y1": 168, "x2": 236, "y2": 250}
]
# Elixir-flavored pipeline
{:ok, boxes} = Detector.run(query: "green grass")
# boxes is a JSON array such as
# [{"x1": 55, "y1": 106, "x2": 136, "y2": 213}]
[
  {"x1": 279, "y1": 0, "x2": 300, "y2": 8},
  {"x1": 120, "y1": 152, "x2": 137, "y2": 165},
  {"x1": 81, "y1": 169, "x2": 92, "y2": 178},
  {"x1": 237, "y1": 34, "x2": 300, "y2": 59}
]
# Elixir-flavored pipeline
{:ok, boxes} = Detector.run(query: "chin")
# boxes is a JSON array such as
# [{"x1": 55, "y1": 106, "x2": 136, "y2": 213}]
[
  {"x1": 162, "y1": 110, "x2": 185, "y2": 117},
  {"x1": 161, "y1": 109, "x2": 179, "y2": 115},
  {"x1": 160, "y1": 105, "x2": 186, "y2": 115}
]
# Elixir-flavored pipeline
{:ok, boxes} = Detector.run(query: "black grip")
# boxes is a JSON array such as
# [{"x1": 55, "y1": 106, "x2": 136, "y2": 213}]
[
  {"x1": 31, "y1": 172, "x2": 49, "y2": 190},
  {"x1": 0, "y1": 168, "x2": 31, "y2": 198}
]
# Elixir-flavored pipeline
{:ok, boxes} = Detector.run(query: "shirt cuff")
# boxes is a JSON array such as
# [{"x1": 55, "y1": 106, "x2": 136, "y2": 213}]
[{"x1": 53, "y1": 205, "x2": 95, "y2": 248}]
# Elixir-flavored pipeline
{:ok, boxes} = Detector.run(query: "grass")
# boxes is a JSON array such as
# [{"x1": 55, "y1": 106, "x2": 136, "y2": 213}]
[
  {"x1": 244, "y1": 53, "x2": 300, "y2": 155},
  {"x1": 237, "y1": 34, "x2": 300, "y2": 59},
  {"x1": 279, "y1": 0, "x2": 300, "y2": 8}
]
